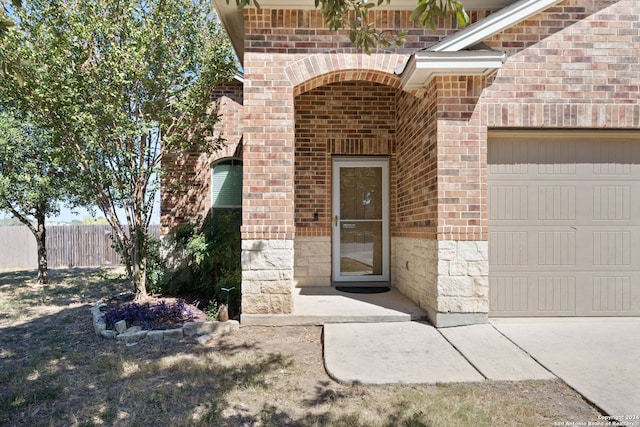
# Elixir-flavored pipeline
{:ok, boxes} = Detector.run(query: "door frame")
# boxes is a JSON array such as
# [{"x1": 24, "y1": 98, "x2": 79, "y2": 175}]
[{"x1": 331, "y1": 157, "x2": 390, "y2": 284}]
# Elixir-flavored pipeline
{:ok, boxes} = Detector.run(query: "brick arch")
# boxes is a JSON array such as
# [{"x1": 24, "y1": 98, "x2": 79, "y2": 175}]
[{"x1": 286, "y1": 53, "x2": 406, "y2": 96}]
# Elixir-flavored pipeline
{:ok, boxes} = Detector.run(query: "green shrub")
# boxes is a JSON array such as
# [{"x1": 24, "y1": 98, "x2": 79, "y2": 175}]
[{"x1": 163, "y1": 209, "x2": 241, "y2": 317}]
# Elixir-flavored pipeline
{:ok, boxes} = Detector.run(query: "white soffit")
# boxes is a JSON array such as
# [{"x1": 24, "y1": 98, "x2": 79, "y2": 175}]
[
  {"x1": 428, "y1": 0, "x2": 564, "y2": 52},
  {"x1": 400, "y1": 50, "x2": 507, "y2": 90},
  {"x1": 211, "y1": 0, "x2": 245, "y2": 62}
]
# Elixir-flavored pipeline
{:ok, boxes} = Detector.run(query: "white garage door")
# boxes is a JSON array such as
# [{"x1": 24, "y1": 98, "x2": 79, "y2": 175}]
[{"x1": 489, "y1": 131, "x2": 640, "y2": 316}]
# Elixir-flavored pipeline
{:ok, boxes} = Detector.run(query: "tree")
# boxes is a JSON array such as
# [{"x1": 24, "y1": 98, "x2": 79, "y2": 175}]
[
  {"x1": 1, "y1": 0, "x2": 24, "y2": 83},
  {"x1": 0, "y1": 113, "x2": 83, "y2": 283},
  {"x1": 230, "y1": 0, "x2": 469, "y2": 53},
  {"x1": 1, "y1": 0, "x2": 237, "y2": 299}
]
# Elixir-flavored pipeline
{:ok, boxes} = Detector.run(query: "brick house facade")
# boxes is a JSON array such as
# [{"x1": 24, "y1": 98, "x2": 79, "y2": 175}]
[{"x1": 161, "y1": 0, "x2": 640, "y2": 326}]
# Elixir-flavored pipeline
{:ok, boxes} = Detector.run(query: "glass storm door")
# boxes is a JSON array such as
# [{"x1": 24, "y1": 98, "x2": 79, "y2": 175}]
[{"x1": 332, "y1": 158, "x2": 389, "y2": 283}]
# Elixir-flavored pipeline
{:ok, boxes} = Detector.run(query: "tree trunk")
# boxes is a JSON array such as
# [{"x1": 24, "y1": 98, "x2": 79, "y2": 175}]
[
  {"x1": 35, "y1": 212, "x2": 48, "y2": 284},
  {"x1": 131, "y1": 227, "x2": 148, "y2": 301}
]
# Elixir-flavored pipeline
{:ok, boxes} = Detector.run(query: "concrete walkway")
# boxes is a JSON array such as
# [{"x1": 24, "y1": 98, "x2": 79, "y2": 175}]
[
  {"x1": 493, "y1": 318, "x2": 640, "y2": 421},
  {"x1": 324, "y1": 318, "x2": 640, "y2": 424},
  {"x1": 324, "y1": 322, "x2": 553, "y2": 385}
]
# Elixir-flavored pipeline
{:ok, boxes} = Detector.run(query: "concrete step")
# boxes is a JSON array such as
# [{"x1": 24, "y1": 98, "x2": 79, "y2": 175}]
[{"x1": 241, "y1": 286, "x2": 428, "y2": 326}]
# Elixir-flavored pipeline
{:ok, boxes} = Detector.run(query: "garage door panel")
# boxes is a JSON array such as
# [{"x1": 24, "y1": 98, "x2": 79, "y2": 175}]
[
  {"x1": 538, "y1": 185, "x2": 576, "y2": 221},
  {"x1": 489, "y1": 185, "x2": 528, "y2": 221},
  {"x1": 591, "y1": 276, "x2": 633, "y2": 313},
  {"x1": 489, "y1": 276, "x2": 530, "y2": 314},
  {"x1": 489, "y1": 133, "x2": 640, "y2": 317}
]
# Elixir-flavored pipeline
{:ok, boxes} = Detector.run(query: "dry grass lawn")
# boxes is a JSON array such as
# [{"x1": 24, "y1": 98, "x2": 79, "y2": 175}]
[{"x1": 0, "y1": 267, "x2": 604, "y2": 426}]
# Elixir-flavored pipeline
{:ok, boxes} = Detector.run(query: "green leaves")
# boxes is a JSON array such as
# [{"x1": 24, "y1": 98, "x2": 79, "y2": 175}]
[
  {"x1": 410, "y1": 0, "x2": 469, "y2": 31},
  {"x1": 0, "y1": 0, "x2": 237, "y2": 296},
  {"x1": 0, "y1": 112, "x2": 82, "y2": 229}
]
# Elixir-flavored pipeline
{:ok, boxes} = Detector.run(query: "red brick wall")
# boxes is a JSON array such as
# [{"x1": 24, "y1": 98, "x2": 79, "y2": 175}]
[
  {"x1": 435, "y1": 75, "x2": 487, "y2": 241},
  {"x1": 294, "y1": 81, "x2": 397, "y2": 237},
  {"x1": 161, "y1": 79, "x2": 244, "y2": 234},
  {"x1": 395, "y1": 80, "x2": 438, "y2": 239},
  {"x1": 483, "y1": 0, "x2": 640, "y2": 127},
  {"x1": 244, "y1": 8, "x2": 492, "y2": 55}
]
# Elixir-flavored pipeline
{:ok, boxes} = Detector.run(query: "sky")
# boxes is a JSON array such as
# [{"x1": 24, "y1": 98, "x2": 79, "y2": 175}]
[{"x1": 1, "y1": 199, "x2": 161, "y2": 224}]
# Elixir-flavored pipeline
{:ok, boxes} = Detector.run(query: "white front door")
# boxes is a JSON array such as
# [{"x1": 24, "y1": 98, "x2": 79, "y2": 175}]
[{"x1": 332, "y1": 158, "x2": 390, "y2": 284}]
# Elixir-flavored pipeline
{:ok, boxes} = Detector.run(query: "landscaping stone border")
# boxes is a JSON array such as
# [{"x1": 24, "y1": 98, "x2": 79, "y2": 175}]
[{"x1": 90, "y1": 300, "x2": 239, "y2": 345}]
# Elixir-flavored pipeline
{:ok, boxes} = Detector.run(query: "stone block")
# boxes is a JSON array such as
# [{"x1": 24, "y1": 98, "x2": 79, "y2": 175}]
[
  {"x1": 449, "y1": 261, "x2": 468, "y2": 276},
  {"x1": 242, "y1": 240, "x2": 266, "y2": 251},
  {"x1": 243, "y1": 269, "x2": 292, "y2": 282},
  {"x1": 195, "y1": 334, "x2": 212, "y2": 345},
  {"x1": 146, "y1": 330, "x2": 165, "y2": 341},
  {"x1": 90, "y1": 305, "x2": 103, "y2": 320},
  {"x1": 438, "y1": 241, "x2": 457, "y2": 261},
  {"x1": 295, "y1": 238, "x2": 330, "y2": 257},
  {"x1": 458, "y1": 241, "x2": 488, "y2": 262},
  {"x1": 438, "y1": 276, "x2": 474, "y2": 297},
  {"x1": 124, "y1": 326, "x2": 142, "y2": 334},
  {"x1": 467, "y1": 261, "x2": 489, "y2": 276},
  {"x1": 475, "y1": 284, "x2": 489, "y2": 298},
  {"x1": 182, "y1": 322, "x2": 204, "y2": 336},
  {"x1": 93, "y1": 320, "x2": 106, "y2": 335},
  {"x1": 270, "y1": 294, "x2": 292, "y2": 314},
  {"x1": 100, "y1": 330, "x2": 118, "y2": 339},
  {"x1": 251, "y1": 250, "x2": 294, "y2": 270},
  {"x1": 266, "y1": 239, "x2": 294, "y2": 249},
  {"x1": 261, "y1": 280, "x2": 292, "y2": 295},
  {"x1": 114, "y1": 320, "x2": 127, "y2": 334},
  {"x1": 214, "y1": 320, "x2": 240, "y2": 335},
  {"x1": 437, "y1": 260, "x2": 449, "y2": 275},
  {"x1": 473, "y1": 275, "x2": 489, "y2": 289},
  {"x1": 183, "y1": 320, "x2": 239, "y2": 336},
  {"x1": 241, "y1": 280, "x2": 262, "y2": 295},
  {"x1": 163, "y1": 328, "x2": 184, "y2": 340},
  {"x1": 116, "y1": 330, "x2": 148, "y2": 343},
  {"x1": 438, "y1": 296, "x2": 488, "y2": 314},
  {"x1": 307, "y1": 260, "x2": 331, "y2": 277},
  {"x1": 242, "y1": 294, "x2": 271, "y2": 314}
]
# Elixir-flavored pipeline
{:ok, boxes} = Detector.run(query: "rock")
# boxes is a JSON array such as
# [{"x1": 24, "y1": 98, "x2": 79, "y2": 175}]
[
  {"x1": 116, "y1": 330, "x2": 148, "y2": 343},
  {"x1": 90, "y1": 305, "x2": 102, "y2": 320},
  {"x1": 195, "y1": 334, "x2": 212, "y2": 345},
  {"x1": 93, "y1": 320, "x2": 106, "y2": 335},
  {"x1": 191, "y1": 320, "x2": 240, "y2": 344},
  {"x1": 215, "y1": 320, "x2": 240, "y2": 335},
  {"x1": 162, "y1": 328, "x2": 183, "y2": 340},
  {"x1": 145, "y1": 330, "x2": 165, "y2": 342},
  {"x1": 182, "y1": 322, "x2": 205, "y2": 336},
  {"x1": 124, "y1": 326, "x2": 142, "y2": 334},
  {"x1": 114, "y1": 320, "x2": 127, "y2": 334},
  {"x1": 100, "y1": 330, "x2": 118, "y2": 339},
  {"x1": 183, "y1": 321, "x2": 219, "y2": 336}
]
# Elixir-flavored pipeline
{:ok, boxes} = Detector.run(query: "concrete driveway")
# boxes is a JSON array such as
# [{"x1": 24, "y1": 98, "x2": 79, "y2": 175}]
[{"x1": 492, "y1": 318, "x2": 640, "y2": 422}]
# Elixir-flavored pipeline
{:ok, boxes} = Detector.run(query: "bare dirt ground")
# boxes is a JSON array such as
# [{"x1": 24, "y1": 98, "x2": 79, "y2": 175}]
[{"x1": 0, "y1": 268, "x2": 604, "y2": 426}]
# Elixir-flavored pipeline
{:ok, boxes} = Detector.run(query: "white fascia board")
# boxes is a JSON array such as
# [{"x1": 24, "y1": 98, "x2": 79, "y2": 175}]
[
  {"x1": 428, "y1": 0, "x2": 563, "y2": 52},
  {"x1": 400, "y1": 50, "x2": 507, "y2": 90}
]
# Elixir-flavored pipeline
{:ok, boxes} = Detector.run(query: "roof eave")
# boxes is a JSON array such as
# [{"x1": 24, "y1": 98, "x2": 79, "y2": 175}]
[
  {"x1": 427, "y1": 0, "x2": 564, "y2": 52},
  {"x1": 400, "y1": 51, "x2": 507, "y2": 90},
  {"x1": 212, "y1": 0, "x2": 245, "y2": 64}
]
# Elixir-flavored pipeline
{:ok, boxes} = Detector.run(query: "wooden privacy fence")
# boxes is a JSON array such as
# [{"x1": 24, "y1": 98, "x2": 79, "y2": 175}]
[{"x1": 0, "y1": 225, "x2": 161, "y2": 270}]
